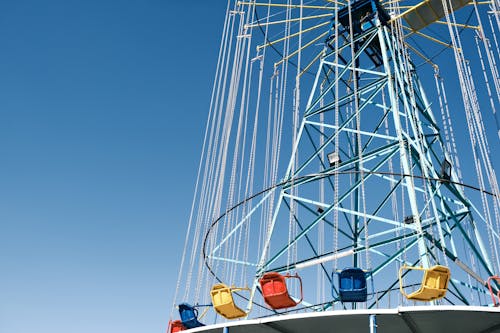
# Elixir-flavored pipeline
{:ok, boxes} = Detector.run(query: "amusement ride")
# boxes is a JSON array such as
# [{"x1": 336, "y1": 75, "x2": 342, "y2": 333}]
[{"x1": 169, "y1": 0, "x2": 500, "y2": 331}]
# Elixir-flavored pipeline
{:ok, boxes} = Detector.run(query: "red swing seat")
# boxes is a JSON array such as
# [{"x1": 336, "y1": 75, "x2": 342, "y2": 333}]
[
  {"x1": 487, "y1": 275, "x2": 500, "y2": 306},
  {"x1": 259, "y1": 272, "x2": 303, "y2": 309},
  {"x1": 168, "y1": 320, "x2": 186, "y2": 333}
]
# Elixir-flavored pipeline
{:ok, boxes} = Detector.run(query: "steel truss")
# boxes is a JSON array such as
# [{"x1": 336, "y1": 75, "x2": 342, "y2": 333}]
[{"x1": 205, "y1": 1, "x2": 498, "y2": 312}]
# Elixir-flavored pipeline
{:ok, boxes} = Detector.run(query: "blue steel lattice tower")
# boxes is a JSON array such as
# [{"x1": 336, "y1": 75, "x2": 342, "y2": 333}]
[
  {"x1": 200, "y1": 0, "x2": 500, "y2": 314},
  {"x1": 247, "y1": 0, "x2": 496, "y2": 309}
]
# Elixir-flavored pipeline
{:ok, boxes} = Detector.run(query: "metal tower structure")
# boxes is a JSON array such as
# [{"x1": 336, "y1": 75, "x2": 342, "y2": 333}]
[
  {"x1": 244, "y1": 0, "x2": 497, "y2": 309},
  {"x1": 172, "y1": 0, "x2": 500, "y2": 325}
]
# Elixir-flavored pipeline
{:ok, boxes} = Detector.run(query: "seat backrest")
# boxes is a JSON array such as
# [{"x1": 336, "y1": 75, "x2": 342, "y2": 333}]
[
  {"x1": 339, "y1": 268, "x2": 367, "y2": 291},
  {"x1": 178, "y1": 303, "x2": 197, "y2": 322},
  {"x1": 211, "y1": 283, "x2": 233, "y2": 306},
  {"x1": 423, "y1": 265, "x2": 450, "y2": 290},
  {"x1": 260, "y1": 272, "x2": 288, "y2": 296}
]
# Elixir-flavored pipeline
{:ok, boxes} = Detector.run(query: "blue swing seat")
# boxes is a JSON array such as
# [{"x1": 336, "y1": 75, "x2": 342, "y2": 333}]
[
  {"x1": 333, "y1": 267, "x2": 373, "y2": 302},
  {"x1": 178, "y1": 303, "x2": 205, "y2": 329}
]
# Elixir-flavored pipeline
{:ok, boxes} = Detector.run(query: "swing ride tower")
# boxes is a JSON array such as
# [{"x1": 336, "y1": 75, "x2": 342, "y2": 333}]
[{"x1": 170, "y1": 0, "x2": 500, "y2": 331}]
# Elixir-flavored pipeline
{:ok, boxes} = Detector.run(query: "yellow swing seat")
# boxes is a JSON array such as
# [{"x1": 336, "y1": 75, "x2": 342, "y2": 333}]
[
  {"x1": 210, "y1": 283, "x2": 250, "y2": 319},
  {"x1": 399, "y1": 265, "x2": 450, "y2": 301}
]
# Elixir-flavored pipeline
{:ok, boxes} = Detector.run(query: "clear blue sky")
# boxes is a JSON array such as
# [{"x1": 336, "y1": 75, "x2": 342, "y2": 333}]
[
  {"x1": 1, "y1": 2, "x2": 500, "y2": 333},
  {"x1": 0, "y1": 1, "x2": 226, "y2": 332}
]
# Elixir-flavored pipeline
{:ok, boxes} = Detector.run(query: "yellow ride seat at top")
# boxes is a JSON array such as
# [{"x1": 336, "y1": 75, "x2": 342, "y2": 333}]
[
  {"x1": 210, "y1": 283, "x2": 249, "y2": 319},
  {"x1": 399, "y1": 265, "x2": 450, "y2": 301}
]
